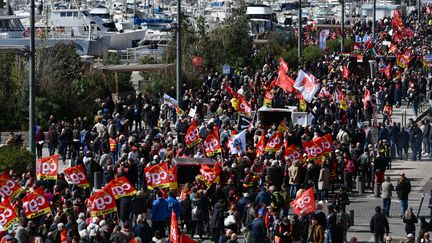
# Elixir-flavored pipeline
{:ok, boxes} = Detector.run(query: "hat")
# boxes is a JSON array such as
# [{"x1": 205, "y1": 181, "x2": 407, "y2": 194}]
[
  {"x1": 132, "y1": 146, "x2": 138, "y2": 151},
  {"x1": 407, "y1": 233, "x2": 414, "y2": 238}
]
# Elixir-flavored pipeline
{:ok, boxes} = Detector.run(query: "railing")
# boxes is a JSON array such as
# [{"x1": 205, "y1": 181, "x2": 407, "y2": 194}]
[{"x1": 117, "y1": 47, "x2": 165, "y2": 63}]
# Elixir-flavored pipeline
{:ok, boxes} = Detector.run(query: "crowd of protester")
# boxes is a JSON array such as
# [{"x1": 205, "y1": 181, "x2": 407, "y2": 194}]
[{"x1": 1, "y1": 5, "x2": 432, "y2": 243}]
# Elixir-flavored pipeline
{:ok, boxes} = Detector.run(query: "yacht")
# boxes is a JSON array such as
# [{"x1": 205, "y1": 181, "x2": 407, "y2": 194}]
[{"x1": 0, "y1": 15, "x2": 110, "y2": 56}]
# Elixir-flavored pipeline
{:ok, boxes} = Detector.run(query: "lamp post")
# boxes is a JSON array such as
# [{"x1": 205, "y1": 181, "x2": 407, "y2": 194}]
[
  {"x1": 29, "y1": 0, "x2": 36, "y2": 157},
  {"x1": 298, "y1": 0, "x2": 302, "y2": 61},
  {"x1": 372, "y1": 0, "x2": 376, "y2": 37},
  {"x1": 340, "y1": 0, "x2": 345, "y2": 53},
  {"x1": 176, "y1": 0, "x2": 182, "y2": 106}
]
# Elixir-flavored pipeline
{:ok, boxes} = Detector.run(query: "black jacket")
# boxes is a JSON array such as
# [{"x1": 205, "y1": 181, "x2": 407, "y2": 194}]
[
  {"x1": 370, "y1": 212, "x2": 389, "y2": 234},
  {"x1": 396, "y1": 178, "x2": 411, "y2": 200},
  {"x1": 210, "y1": 202, "x2": 225, "y2": 229}
]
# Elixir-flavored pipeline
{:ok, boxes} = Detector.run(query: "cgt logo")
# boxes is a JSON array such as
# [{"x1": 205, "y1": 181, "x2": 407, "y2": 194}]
[
  {"x1": 294, "y1": 195, "x2": 311, "y2": 209},
  {"x1": 286, "y1": 150, "x2": 301, "y2": 161},
  {"x1": 111, "y1": 183, "x2": 131, "y2": 195},
  {"x1": 200, "y1": 169, "x2": 216, "y2": 182},
  {"x1": 146, "y1": 171, "x2": 175, "y2": 185},
  {"x1": 185, "y1": 128, "x2": 200, "y2": 143},
  {"x1": 41, "y1": 161, "x2": 57, "y2": 174},
  {"x1": 67, "y1": 172, "x2": 86, "y2": 184},
  {"x1": 203, "y1": 139, "x2": 219, "y2": 151},
  {"x1": 0, "y1": 180, "x2": 17, "y2": 198},
  {"x1": 23, "y1": 196, "x2": 45, "y2": 213},
  {"x1": 0, "y1": 208, "x2": 12, "y2": 226},
  {"x1": 239, "y1": 102, "x2": 251, "y2": 112},
  {"x1": 304, "y1": 146, "x2": 323, "y2": 157},
  {"x1": 319, "y1": 141, "x2": 331, "y2": 151},
  {"x1": 267, "y1": 137, "x2": 281, "y2": 148},
  {"x1": 91, "y1": 194, "x2": 113, "y2": 211}
]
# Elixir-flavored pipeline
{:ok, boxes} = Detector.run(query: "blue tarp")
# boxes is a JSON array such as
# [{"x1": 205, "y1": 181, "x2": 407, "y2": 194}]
[{"x1": 134, "y1": 15, "x2": 173, "y2": 25}]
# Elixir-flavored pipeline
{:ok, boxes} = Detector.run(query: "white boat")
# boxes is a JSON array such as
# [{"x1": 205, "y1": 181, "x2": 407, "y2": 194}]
[
  {"x1": 246, "y1": 4, "x2": 277, "y2": 36},
  {"x1": 33, "y1": 5, "x2": 147, "y2": 50},
  {"x1": 0, "y1": 15, "x2": 110, "y2": 56}
]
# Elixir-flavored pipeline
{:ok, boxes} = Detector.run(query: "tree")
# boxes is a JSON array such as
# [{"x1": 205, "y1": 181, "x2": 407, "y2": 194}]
[
  {"x1": 0, "y1": 146, "x2": 34, "y2": 174},
  {"x1": 303, "y1": 46, "x2": 324, "y2": 62},
  {"x1": 0, "y1": 53, "x2": 28, "y2": 130}
]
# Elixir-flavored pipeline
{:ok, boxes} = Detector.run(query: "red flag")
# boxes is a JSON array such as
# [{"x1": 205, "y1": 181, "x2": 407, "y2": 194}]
[
  {"x1": 403, "y1": 28, "x2": 414, "y2": 38},
  {"x1": 391, "y1": 10, "x2": 403, "y2": 31},
  {"x1": 238, "y1": 97, "x2": 252, "y2": 115},
  {"x1": 385, "y1": 64, "x2": 391, "y2": 79},
  {"x1": 312, "y1": 134, "x2": 333, "y2": 153},
  {"x1": 363, "y1": 89, "x2": 371, "y2": 109},
  {"x1": 255, "y1": 132, "x2": 266, "y2": 156},
  {"x1": 342, "y1": 65, "x2": 349, "y2": 80},
  {"x1": 263, "y1": 90, "x2": 273, "y2": 107},
  {"x1": 223, "y1": 84, "x2": 241, "y2": 99},
  {"x1": 203, "y1": 127, "x2": 221, "y2": 157},
  {"x1": 264, "y1": 132, "x2": 283, "y2": 152},
  {"x1": 184, "y1": 121, "x2": 202, "y2": 148},
  {"x1": 107, "y1": 176, "x2": 137, "y2": 199},
  {"x1": 275, "y1": 65, "x2": 295, "y2": 93},
  {"x1": 196, "y1": 163, "x2": 221, "y2": 187},
  {"x1": 278, "y1": 57, "x2": 289, "y2": 72},
  {"x1": 169, "y1": 211, "x2": 179, "y2": 243},
  {"x1": 0, "y1": 199, "x2": 19, "y2": 230},
  {"x1": 388, "y1": 43, "x2": 398, "y2": 54},
  {"x1": 144, "y1": 162, "x2": 178, "y2": 190},
  {"x1": 283, "y1": 145, "x2": 302, "y2": 162},
  {"x1": 0, "y1": 173, "x2": 23, "y2": 199},
  {"x1": 88, "y1": 186, "x2": 117, "y2": 217},
  {"x1": 290, "y1": 187, "x2": 316, "y2": 216},
  {"x1": 180, "y1": 234, "x2": 198, "y2": 243},
  {"x1": 63, "y1": 164, "x2": 90, "y2": 188},
  {"x1": 22, "y1": 187, "x2": 51, "y2": 219},
  {"x1": 36, "y1": 155, "x2": 59, "y2": 180},
  {"x1": 392, "y1": 31, "x2": 403, "y2": 44}
]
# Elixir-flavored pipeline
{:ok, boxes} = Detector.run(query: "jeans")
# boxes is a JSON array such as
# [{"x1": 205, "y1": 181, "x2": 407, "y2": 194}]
[
  {"x1": 424, "y1": 137, "x2": 431, "y2": 154},
  {"x1": 290, "y1": 184, "x2": 298, "y2": 199},
  {"x1": 374, "y1": 232, "x2": 384, "y2": 243},
  {"x1": 400, "y1": 199, "x2": 408, "y2": 216},
  {"x1": 383, "y1": 198, "x2": 391, "y2": 216}
]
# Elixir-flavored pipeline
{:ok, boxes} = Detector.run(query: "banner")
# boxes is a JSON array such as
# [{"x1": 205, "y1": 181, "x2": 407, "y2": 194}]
[
  {"x1": 88, "y1": 186, "x2": 117, "y2": 217},
  {"x1": 22, "y1": 187, "x2": 51, "y2": 219},
  {"x1": 294, "y1": 70, "x2": 319, "y2": 103},
  {"x1": 144, "y1": 162, "x2": 178, "y2": 190},
  {"x1": 170, "y1": 211, "x2": 179, "y2": 243},
  {"x1": 107, "y1": 176, "x2": 137, "y2": 200},
  {"x1": 284, "y1": 145, "x2": 303, "y2": 162},
  {"x1": 184, "y1": 121, "x2": 202, "y2": 148},
  {"x1": 319, "y1": 29, "x2": 330, "y2": 49},
  {"x1": 203, "y1": 128, "x2": 221, "y2": 157},
  {"x1": 264, "y1": 132, "x2": 283, "y2": 152},
  {"x1": 0, "y1": 173, "x2": 23, "y2": 199},
  {"x1": 0, "y1": 199, "x2": 19, "y2": 230},
  {"x1": 397, "y1": 51, "x2": 412, "y2": 69},
  {"x1": 227, "y1": 130, "x2": 247, "y2": 155},
  {"x1": 196, "y1": 163, "x2": 221, "y2": 187},
  {"x1": 63, "y1": 164, "x2": 90, "y2": 188},
  {"x1": 36, "y1": 155, "x2": 59, "y2": 180},
  {"x1": 290, "y1": 187, "x2": 316, "y2": 215},
  {"x1": 162, "y1": 94, "x2": 184, "y2": 116}
]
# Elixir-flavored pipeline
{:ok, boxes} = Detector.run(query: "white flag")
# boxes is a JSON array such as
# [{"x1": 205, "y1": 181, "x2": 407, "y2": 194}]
[
  {"x1": 162, "y1": 94, "x2": 179, "y2": 107},
  {"x1": 294, "y1": 70, "x2": 320, "y2": 103},
  {"x1": 227, "y1": 130, "x2": 247, "y2": 155}
]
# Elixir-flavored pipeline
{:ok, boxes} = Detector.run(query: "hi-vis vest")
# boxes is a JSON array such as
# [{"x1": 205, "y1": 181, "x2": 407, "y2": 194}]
[{"x1": 109, "y1": 137, "x2": 118, "y2": 152}]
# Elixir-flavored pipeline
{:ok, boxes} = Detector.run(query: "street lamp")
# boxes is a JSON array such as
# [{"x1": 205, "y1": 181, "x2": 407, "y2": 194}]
[
  {"x1": 176, "y1": 0, "x2": 182, "y2": 107},
  {"x1": 372, "y1": 0, "x2": 376, "y2": 37},
  {"x1": 339, "y1": 0, "x2": 345, "y2": 53},
  {"x1": 298, "y1": 0, "x2": 302, "y2": 61},
  {"x1": 29, "y1": 0, "x2": 36, "y2": 157}
]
